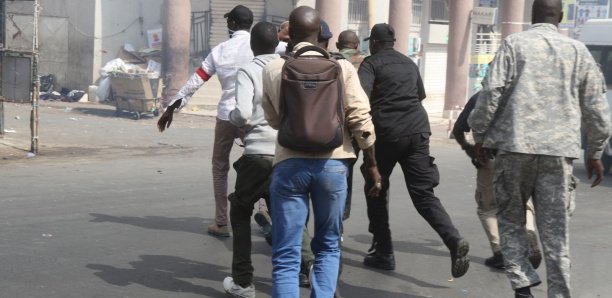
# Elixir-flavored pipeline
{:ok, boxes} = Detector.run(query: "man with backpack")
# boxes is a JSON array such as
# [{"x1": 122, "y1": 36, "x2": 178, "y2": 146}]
[
  {"x1": 262, "y1": 6, "x2": 382, "y2": 297},
  {"x1": 358, "y1": 23, "x2": 470, "y2": 279}
]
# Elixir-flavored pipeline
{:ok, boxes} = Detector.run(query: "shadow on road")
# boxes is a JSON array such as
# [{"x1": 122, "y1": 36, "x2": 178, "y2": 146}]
[
  {"x1": 348, "y1": 234, "x2": 487, "y2": 269},
  {"x1": 89, "y1": 213, "x2": 208, "y2": 235},
  {"x1": 337, "y1": 278, "x2": 432, "y2": 298},
  {"x1": 71, "y1": 106, "x2": 118, "y2": 118},
  {"x1": 350, "y1": 234, "x2": 448, "y2": 258},
  {"x1": 87, "y1": 254, "x2": 273, "y2": 296},
  {"x1": 339, "y1": 256, "x2": 449, "y2": 290}
]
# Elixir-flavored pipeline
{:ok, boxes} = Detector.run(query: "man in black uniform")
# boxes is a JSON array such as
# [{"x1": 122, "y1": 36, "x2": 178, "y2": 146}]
[{"x1": 358, "y1": 23, "x2": 470, "y2": 278}]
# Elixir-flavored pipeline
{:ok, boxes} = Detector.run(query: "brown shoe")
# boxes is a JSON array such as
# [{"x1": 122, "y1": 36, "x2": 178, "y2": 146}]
[{"x1": 208, "y1": 223, "x2": 230, "y2": 237}]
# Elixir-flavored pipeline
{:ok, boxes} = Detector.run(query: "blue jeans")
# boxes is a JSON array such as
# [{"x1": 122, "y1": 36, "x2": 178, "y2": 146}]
[{"x1": 270, "y1": 158, "x2": 348, "y2": 298}]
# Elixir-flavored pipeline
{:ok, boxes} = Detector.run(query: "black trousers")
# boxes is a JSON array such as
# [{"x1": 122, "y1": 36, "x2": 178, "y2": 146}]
[
  {"x1": 366, "y1": 133, "x2": 461, "y2": 254},
  {"x1": 229, "y1": 155, "x2": 274, "y2": 287}
]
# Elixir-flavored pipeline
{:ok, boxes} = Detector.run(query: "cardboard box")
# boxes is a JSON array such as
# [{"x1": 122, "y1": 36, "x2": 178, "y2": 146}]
[
  {"x1": 115, "y1": 97, "x2": 157, "y2": 113},
  {"x1": 110, "y1": 74, "x2": 161, "y2": 99}
]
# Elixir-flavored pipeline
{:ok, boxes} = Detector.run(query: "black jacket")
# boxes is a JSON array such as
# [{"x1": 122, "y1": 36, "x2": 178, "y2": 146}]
[{"x1": 358, "y1": 48, "x2": 429, "y2": 141}]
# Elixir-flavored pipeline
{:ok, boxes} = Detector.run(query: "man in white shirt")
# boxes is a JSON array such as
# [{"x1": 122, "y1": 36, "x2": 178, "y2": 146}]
[
  {"x1": 274, "y1": 21, "x2": 290, "y2": 55},
  {"x1": 157, "y1": 5, "x2": 254, "y2": 237}
]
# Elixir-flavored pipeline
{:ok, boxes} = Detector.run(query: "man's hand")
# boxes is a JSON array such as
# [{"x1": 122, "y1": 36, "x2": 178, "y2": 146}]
[
  {"x1": 157, "y1": 100, "x2": 181, "y2": 132},
  {"x1": 587, "y1": 159, "x2": 604, "y2": 187},
  {"x1": 462, "y1": 143, "x2": 477, "y2": 159},
  {"x1": 361, "y1": 146, "x2": 382, "y2": 198},
  {"x1": 474, "y1": 143, "x2": 490, "y2": 168},
  {"x1": 360, "y1": 163, "x2": 382, "y2": 198}
]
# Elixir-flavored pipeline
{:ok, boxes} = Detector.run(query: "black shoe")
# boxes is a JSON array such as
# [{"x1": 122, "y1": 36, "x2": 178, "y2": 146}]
[
  {"x1": 298, "y1": 272, "x2": 310, "y2": 288},
  {"x1": 451, "y1": 238, "x2": 470, "y2": 278},
  {"x1": 363, "y1": 251, "x2": 395, "y2": 270},
  {"x1": 515, "y1": 286, "x2": 533, "y2": 298},
  {"x1": 299, "y1": 260, "x2": 312, "y2": 288},
  {"x1": 527, "y1": 231, "x2": 542, "y2": 269},
  {"x1": 484, "y1": 251, "x2": 505, "y2": 269}
]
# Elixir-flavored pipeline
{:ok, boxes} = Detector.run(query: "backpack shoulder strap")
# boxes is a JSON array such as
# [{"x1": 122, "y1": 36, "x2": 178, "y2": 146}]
[{"x1": 294, "y1": 46, "x2": 330, "y2": 59}]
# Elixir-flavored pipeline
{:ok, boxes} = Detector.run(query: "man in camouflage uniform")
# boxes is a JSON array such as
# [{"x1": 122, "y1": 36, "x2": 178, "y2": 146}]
[
  {"x1": 335, "y1": 30, "x2": 366, "y2": 70},
  {"x1": 468, "y1": 0, "x2": 611, "y2": 297}
]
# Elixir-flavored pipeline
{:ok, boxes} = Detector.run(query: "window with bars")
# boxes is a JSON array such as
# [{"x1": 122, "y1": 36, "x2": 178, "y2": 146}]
[
  {"x1": 431, "y1": 0, "x2": 450, "y2": 22},
  {"x1": 349, "y1": 0, "x2": 368, "y2": 25},
  {"x1": 413, "y1": 0, "x2": 423, "y2": 26}
]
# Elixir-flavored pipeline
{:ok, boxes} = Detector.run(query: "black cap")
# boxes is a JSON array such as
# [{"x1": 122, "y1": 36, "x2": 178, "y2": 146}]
[
  {"x1": 364, "y1": 23, "x2": 396, "y2": 42},
  {"x1": 224, "y1": 5, "x2": 253, "y2": 26},
  {"x1": 319, "y1": 19, "x2": 333, "y2": 40}
]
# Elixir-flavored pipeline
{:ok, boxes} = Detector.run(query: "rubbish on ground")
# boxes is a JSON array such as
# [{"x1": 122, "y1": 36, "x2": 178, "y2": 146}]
[
  {"x1": 27, "y1": 152, "x2": 36, "y2": 158},
  {"x1": 4, "y1": 128, "x2": 16, "y2": 133},
  {"x1": 40, "y1": 74, "x2": 56, "y2": 92},
  {"x1": 14, "y1": 116, "x2": 20, "y2": 120},
  {"x1": 68, "y1": 117, "x2": 78, "y2": 121},
  {"x1": 64, "y1": 107, "x2": 72, "y2": 112}
]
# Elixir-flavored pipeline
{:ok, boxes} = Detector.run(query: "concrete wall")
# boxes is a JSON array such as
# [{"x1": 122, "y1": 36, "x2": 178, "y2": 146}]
[
  {"x1": 266, "y1": 0, "x2": 294, "y2": 18},
  {"x1": 5, "y1": 0, "x2": 96, "y2": 91},
  {"x1": 374, "y1": 0, "x2": 390, "y2": 24},
  {"x1": 5, "y1": 0, "x2": 213, "y2": 89},
  {"x1": 96, "y1": 0, "x2": 164, "y2": 77},
  {"x1": 93, "y1": 0, "x2": 211, "y2": 83}
]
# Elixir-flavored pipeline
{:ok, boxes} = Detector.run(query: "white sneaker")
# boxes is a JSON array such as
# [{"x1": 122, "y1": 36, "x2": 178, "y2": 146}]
[{"x1": 223, "y1": 276, "x2": 256, "y2": 298}]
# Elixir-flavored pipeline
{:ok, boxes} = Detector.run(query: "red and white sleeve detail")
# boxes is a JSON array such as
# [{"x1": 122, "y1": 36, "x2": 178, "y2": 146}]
[
  {"x1": 168, "y1": 71, "x2": 207, "y2": 111},
  {"x1": 196, "y1": 67, "x2": 211, "y2": 81}
]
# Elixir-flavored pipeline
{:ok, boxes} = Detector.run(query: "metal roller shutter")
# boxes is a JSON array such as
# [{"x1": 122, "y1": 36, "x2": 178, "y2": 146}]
[
  {"x1": 209, "y1": 0, "x2": 265, "y2": 48},
  {"x1": 422, "y1": 44, "x2": 448, "y2": 102}
]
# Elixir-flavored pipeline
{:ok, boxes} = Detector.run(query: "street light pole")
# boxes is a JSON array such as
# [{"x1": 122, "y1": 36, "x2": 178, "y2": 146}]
[{"x1": 30, "y1": 0, "x2": 40, "y2": 154}]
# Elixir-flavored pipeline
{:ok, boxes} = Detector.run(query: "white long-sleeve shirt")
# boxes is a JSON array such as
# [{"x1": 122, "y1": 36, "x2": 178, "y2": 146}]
[{"x1": 169, "y1": 30, "x2": 254, "y2": 120}]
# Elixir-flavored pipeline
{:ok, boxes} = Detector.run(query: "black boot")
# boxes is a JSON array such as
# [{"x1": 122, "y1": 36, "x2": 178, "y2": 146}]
[
  {"x1": 450, "y1": 238, "x2": 470, "y2": 278},
  {"x1": 363, "y1": 251, "x2": 395, "y2": 270},
  {"x1": 484, "y1": 251, "x2": 505, "y2": 269},
  {"x1": 298, "y1": 260, "x2": 312, "y2": 288},
  {"x1": 515, "y1": 286, "x2": 533, "y2": 298}
]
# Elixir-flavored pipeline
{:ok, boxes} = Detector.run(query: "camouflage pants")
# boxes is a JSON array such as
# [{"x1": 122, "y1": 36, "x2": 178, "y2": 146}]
[{"x1": 495, "y1": 152, "x2": 576, "y2": 298}]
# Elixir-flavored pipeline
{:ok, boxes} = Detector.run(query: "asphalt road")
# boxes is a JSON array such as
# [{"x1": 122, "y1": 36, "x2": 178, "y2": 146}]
[{"x1": 1, "y1": 101, "x2": 611, "y2": 298}]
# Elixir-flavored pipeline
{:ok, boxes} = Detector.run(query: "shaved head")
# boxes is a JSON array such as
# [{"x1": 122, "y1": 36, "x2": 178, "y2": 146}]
[
  {"x1": 337, "y1": 30, "x2": 360, "y2": 51},
  {"x1": 280, "y1": 21, "x2": 289, "y2": 31},
  {"x1": 278, "y1": 21, "x2": 290, "y2": 42},
  {"x1": 532, "y1": 0, "x2": 563, "y2": 26},
  {"x1": 288, "y1": 6, "x2": 321, "y2": 45}
]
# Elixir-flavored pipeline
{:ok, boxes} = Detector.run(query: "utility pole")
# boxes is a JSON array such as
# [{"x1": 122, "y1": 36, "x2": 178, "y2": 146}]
[
  {"x1": 368, "y1": 0, "x2": 377, "y2": 32},
  {"x1": 388, "y1": 0, "x2": 412, "y2": 56},
  {"x1": 444, "y1": 0, "x2": 473, "y2": 116},
  {"x1": 30, "y1": 0, "x2": 40, "y2": 154},
  {"x1": 501, "y1": 0, "x2": 526, "y2": 39},
  {"x1": 161, "y1": 0, "x2": 191, "y2": 105},
  {"x1": 316, "y1": 0, "x2": 342, "y2": 52}
]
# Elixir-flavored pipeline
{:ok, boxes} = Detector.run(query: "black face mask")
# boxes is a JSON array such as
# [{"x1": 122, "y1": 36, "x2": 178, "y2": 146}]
[{"x1": 228, "y1": 29, "x2": 236, "y2": 38}]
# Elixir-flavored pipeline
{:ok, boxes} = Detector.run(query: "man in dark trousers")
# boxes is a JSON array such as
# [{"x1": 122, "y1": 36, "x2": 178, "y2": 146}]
[
  {"x1": 222, "y1": 21, "x2": 280, "y2": 298},
  {"x1": 358, "y1": 23, "x2": 470, "y2": 279}
]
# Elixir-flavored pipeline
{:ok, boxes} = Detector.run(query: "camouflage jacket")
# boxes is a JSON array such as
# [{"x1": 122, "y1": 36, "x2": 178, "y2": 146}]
[
  {"x1": 339, "y1": 48, "x2": 366, "y2": 70},
  {"x1": 468, "y1": 23, "x2": 611, "y2": 159}
]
